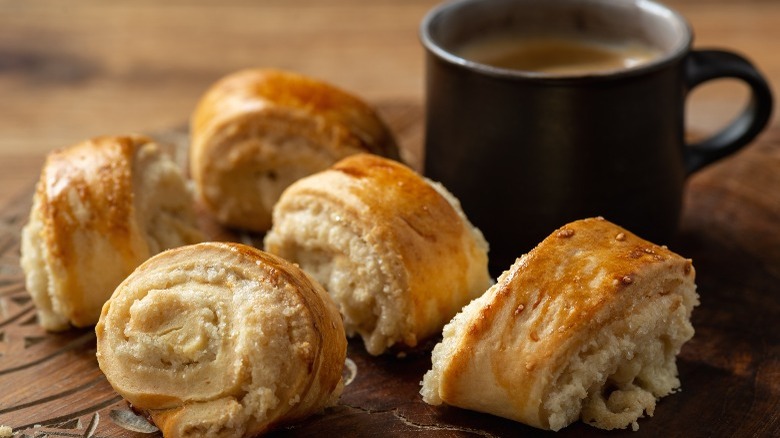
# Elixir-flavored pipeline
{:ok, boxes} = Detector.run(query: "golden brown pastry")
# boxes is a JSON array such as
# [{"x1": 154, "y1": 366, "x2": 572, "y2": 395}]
[
  {"x1": 190, "y1": 68, "x2": 400, "y2": 232},
  {"x1": 420, "y1": 217, "x2": 699, "y2": 431},
  {"x1": 20, "y1": 135, "x2": 203, "y2": 331},
  {"x1": 264, "y1": 153, "x2": 492, "y2": 356},
  {"x1": 96, "y1": 242, "x2": 347, "y2": 437}
]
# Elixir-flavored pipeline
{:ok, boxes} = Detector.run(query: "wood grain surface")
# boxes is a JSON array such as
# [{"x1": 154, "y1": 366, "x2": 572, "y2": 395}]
[{"x1": 1, "y1": 101, "x2": 778, "y2": 437}]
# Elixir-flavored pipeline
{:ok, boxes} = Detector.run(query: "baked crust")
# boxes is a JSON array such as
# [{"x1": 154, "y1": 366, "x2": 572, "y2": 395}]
[
  {"x1": 190, "y1": 68, "x2": 400, "y2": 232},
  {"x1": 20, "y1": 135, "x2": 203, "y2": 330},
  {"x1": 96, "y1": 242, "x2": 347, "y2": 437},
  {"x1": 264, "y1": 153, "x2": 491, "y2": 355},
  {"x1": 421, "y1": 217, "x2": 699, "y2": 431}
]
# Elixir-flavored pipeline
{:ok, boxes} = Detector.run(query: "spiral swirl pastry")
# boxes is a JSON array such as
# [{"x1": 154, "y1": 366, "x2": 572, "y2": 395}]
[
  {"x1": 96, "y1": 242, "x2": 347, "y2": 437},
  {"x1": 20, "y1": 135, "x2": 203, "y2": 331},
  {"x1": 190, "y1": 68, "x2": 400, "y2": 232},
  {"x1": 264, "y1": 153, "x2": 492, "y2": 355},
  {"x1": 421, "y1": 217, "x2": 699, "y2": 431}
]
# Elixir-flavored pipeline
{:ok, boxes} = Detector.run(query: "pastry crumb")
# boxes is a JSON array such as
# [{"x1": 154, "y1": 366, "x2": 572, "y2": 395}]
[{"x1": 0, "y1": 425, "x2": 13, "y2": 438}]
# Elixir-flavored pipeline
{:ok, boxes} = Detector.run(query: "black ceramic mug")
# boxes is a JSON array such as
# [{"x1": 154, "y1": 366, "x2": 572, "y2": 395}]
[{"x1": 421, "y1": 0, "x2": 773, "y2": 274}]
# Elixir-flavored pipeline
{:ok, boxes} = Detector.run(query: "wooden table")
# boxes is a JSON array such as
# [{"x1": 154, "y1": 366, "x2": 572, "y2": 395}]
[{"x1": 1, "y1": 1, "x2": 778, "y2": 436}]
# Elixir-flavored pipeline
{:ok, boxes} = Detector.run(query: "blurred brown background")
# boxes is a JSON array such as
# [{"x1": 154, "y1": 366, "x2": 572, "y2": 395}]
[{"x1": 1, "y1": 0, "x2": 778, "y2": 205}]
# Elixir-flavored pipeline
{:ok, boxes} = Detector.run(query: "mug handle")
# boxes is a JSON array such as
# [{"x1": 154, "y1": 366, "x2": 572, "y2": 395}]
[{"x1": 684, "y1": 49, "x2": 773, "y2": 174}]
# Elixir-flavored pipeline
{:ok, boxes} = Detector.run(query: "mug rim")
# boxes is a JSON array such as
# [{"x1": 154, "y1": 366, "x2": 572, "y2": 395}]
[{"x1": 420, "y1": 0, "x2": 694, "y2": 81}]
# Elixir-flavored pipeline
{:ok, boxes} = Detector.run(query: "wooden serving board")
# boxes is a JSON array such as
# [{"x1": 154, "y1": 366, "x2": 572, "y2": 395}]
[{"x1": 0, "y1": 102, "x2": 778, "y2": 437}]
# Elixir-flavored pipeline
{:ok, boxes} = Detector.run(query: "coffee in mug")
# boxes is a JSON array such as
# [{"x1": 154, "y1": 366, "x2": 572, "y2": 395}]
[
  {"x1": 421, "y1": 0, "x2": 773, "y2": 275},
  {"x1": 455, "y1": 34, "x2": 662, "y2": 75}
]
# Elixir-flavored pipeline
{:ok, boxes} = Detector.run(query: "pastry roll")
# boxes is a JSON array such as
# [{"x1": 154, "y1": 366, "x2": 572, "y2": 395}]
[
  {"x1": 420, "y1": 217, "x2": 699, "y2": 431},
  {"x1": 190, "y1": 68, "x2": 400, "y2": 232},
  {"x1": 20, "y1": 135, "x2": 203, "y2": 331},
  {"x1": 264, "y1": 153, "x2": 492, "y2": 356},
  {"x1": 96, "y1": 242, "x2": 347, "y2": 437}
]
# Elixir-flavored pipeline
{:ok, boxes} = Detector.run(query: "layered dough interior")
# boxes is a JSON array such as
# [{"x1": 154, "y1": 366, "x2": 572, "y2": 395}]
[
  {"x1": 132, "y1": 141, "x2": 204, "y2": 254},
  {"x1": 20, "y1": 137, "x2": 202, "y2": 331},
  {"x1": 196, "y1": 114, "x2": 352, "y2": 231},
  {"x1": 264, "y1": 195, "x2": 408, "y2": 356},
  {"x1": 544, "y1": 277, "x2": 696, "y2": 431}
]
